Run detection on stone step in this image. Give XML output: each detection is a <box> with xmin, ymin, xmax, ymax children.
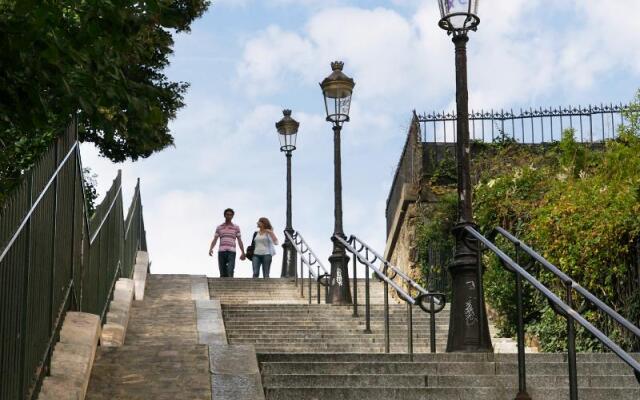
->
<box><xmin>260</xmin><ymin>361</ymin><xmax>636</xmax><ymax>375</ymax></box>
<box><xmin>263</xmin><ymin>373</ymin><xmax>639</xmax><ymax>388</ymax></box>
<box><xmin>264</xmin><ymin>387</ymin><xmax>640</xmax><ymax>400</ymax></box>
<box><xmin>86</xmin><ymin>344</ymin><xmax>210</xmax><ymax>400</ymax></box>
<box><xmin>257</xmin><ymin>352</ymin><xmax>640</xmax><ymax>363</ymax></box>
<box><xmin>230</xmin><ymin>339</ymin><xmax>447</xmax><ymax>346</ymax></box>
<box><xmin>252</xmin><ymin>347</ymin><xmax>446</xmax><ymax>353</ymax></box>
<box><xmin>228</xmin><ymin>331</ymin><xmax>446</xmax><ymax>338</ymax></box>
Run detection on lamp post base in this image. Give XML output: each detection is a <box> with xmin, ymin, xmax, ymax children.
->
<box><xmin>446</xmin><ymin>222</ymin><xmax>493</xmax><ymax>352</ymax></box>
<box><xmin>281</xmin><ymin>230</ymin><xmax>297</xmax><ymax>278</ymax></box>
<box><xmin>328</xmin><ymin>239</ymin><xmax>352</xmax><ymax>305</ymax></box>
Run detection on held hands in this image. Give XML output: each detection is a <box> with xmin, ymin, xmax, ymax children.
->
<box><xmin>240</xmin><ymin>253</ymin><xmax>246</xmax><ymax>261</ymax></box>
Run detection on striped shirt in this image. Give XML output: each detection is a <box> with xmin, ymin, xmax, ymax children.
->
<box><xmin>215</xmin><ymin>223</ymin><xmax>241</xmax><ymax>252</ymax></box>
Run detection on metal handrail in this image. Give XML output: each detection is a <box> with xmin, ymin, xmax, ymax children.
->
<box><xmin>468</xmin><ymin>225</ymin><xmax>640</xmax><ymax>400</ymax></box>
<box><xmin>0</xmin><ymin>142</ymin><xmax>78</xmax><ymax>263</ymax></box>
<box><xmin>335</xmin><ymin>234</ymin><xmax>446</xmax><ymax>355</ymax></box>
<box><xmin>337</xmin><ymin>235</ymin><xmax>415</xmax><ymax>303</ymax></box>
<box><xmin>0</xmin><ymin>121</ymin><xmax>147</xmax><ymax>400</ymax></box>
<box><xmin>349</xmin><ymin>235</ymin><xmax>443</xmax><ymax>305</ymax></box>
<box><xmin>493</xmin><ymin>227</ymin><xmax>640</xmax><ymax>339</ymax></box>
<box><xmin>285</xmin><ymin>230</ymin><xmax>330</xmax><ymax>304</ymax></box>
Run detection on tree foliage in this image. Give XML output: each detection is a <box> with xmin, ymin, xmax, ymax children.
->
<box><xmin>0</xmin><ymin>0</ymin><xmax>210</xmax><ymax>197</ymax></box>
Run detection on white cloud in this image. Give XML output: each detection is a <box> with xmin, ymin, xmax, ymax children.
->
<box><xmin>80</xmin><ymin>0</ymin><xmax>640</xmax><ymax>281</ymax></box>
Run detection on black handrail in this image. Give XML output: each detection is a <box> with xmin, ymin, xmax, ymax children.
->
<box><xmin>0</xmin><ymin>120</ymin><xmax>147</xmax><ymax>400</ymax></box>
<box><xmin>285</xmin><ymin>231</ymin><xmax>330</xmax><ymax>304</ymax></box>
<box><xmin>335</xmin><ymin>234</ymin><xmax>446</xmax><ymax>355</ymax></box>
<box><xmin>468</xmin><ymin>226</ymin><xmax>640</xmax><ymax>400</ymax></box>
<box><xmin>493</xmin><ymin>227</ymin><xmax>640</xmax><ymax>339</ymax></box>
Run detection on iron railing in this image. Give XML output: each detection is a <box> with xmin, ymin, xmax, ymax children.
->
<box><xmin>417</xmin><ymin>103</ymin><xmax>634</xmax><ymax>144</ymax></box>
<box><xmin>386</xmin><ymin>104</ymin><xmax>635</xmax><ymax>235</ymax></box>
<box><xmin>335</xmin><ymin>234</ymin><xmax>446</xmax><ymax>356</ymax></box>
<box><xmin>0</xmin><ymin>120</ymin><xmax>147</xmax><ymax>400</ymax></box>
<box><xmin>472</xmin><ymin>226</ymin><xmax>640</xmax><ymax>400</ymax></box>
<box><xmin>285</xmin><ymin>231</ymin><xmax>330</xmax><ymax>304</ymax></box>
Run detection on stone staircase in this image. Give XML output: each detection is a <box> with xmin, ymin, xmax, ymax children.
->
<box><xmin>209</xmin><ymin>277</ymin><xmax>640</xmax><ymax>400</ymax></box>
<box><xmin>208</xmin><ymin>277</ymin><xmax>386</xmax><ymax>304</ymax></box>
<box><xmin>86</xmin><ymin>275</ymin><xmax>211</xmax><ymax>400</ymax></box>
<box><xmin>258</xmin><ymin>353</ymin><xmax>640</xmax><ymax>399</ymax></box>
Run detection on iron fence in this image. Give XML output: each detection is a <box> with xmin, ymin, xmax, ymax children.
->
<box><xmin>0</xmin><ymin>120</ymin><xmax>146</xmax><ymax>400</ymax></box>
<box><xmin>417</xmin><ymin>103</ymin><xmax>633</xmax><ymax>144</ymax></box>
<box><xmin>387</xmin><ymin>103</ymin><xmax>636</xmax><ymax>236</ymax></box>
<box><xmin>385</xmin><ymin>114</ymin><xmax>421</xmax><ymax>235</ymax></box>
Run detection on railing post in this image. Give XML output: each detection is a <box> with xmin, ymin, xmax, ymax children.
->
<box><xmin>384</xmin><ymin>277</ymin><xmax>390</xmax><ymax>353</ymax></box>
<box><xmin>514</xmin><ymin>244</ymin><xmax>531</xmax><ymax>400</ymax></box>
<box><xmin>352</xmin><ymin>250</ymin><xmax>358</xmax><ymax>317</ymax></box>
<box><xmin>70</xmin><ymin>146</ymin><xmax>78</xmax><ymax>310</ymax></box>
<box><xmin>565</xmin><ymin>279</ymin><xmax>579</xmax><ymax>400</ymax></box>
<box><xmin>19</xmin><ymin>171</ymin><xmax>35</xmax><ymax>399</ymax></box>
<box><xmin>300</xmin><ymin>257</ymin><xmax>304</xmax><ymax>299</ymax></box>
<box><xmin>430</xmin><ymin>296</ymin><xmax>436</xmax><ymax>353</ymax></box>
<box><xmin>407</xmin><ymin>301</ymin><xmax>413</xmax><ymax>360</ymax></box>
<box><xmin>364</xmin><ymin>263</ymin><xmax>371</xmax><ymax>334</ymax></box>
<box><xmin>317</xmin><ymin>265</ymin><xmax>321</xmax><ymax>304</ymax></box>
<box><xmin>308</xmin><ymin>268</ymin><xmax>312</xmax><ymax>305</ymax></box>
<box><xmin>48</xmin><ymin>136</ymin><xmax>60</xmax><ymax>374</ymax></box>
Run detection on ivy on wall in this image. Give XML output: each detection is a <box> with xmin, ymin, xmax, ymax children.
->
<box><xmin>417</xmin><ymin>92</ymin><xmax>640</xmax><ymax>351</ymax></box>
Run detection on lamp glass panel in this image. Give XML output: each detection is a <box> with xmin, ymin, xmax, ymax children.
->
<box><xmin>439</xmin><ymin>0</ymin><xmax>478</xmax><ymax>29</ymax></box>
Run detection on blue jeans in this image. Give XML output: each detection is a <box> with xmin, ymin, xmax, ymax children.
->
<box><xmin>252</xmin><ymin>254</ymin><xmax>272</xmax><ymax>278</ymax></box>
<box><xmin>218</xmin><ymin>251</ymin><xmax>236</xmax><ymax>277</ymax></box>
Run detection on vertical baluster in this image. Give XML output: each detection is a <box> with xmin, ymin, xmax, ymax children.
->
<box><xmin>565</xmin><ymin>279</ymin><xmax>578</xmax><ymax>400</ymax></box>
<box><xmin>308</xmin><ymin>268</ymin><xmax>312</xmax><ymax>305</ymax></box>
<box><xmin>317</xmin><ymin>265</ymin><xmax>320</xmax><ymax>305</ymax></box>
<box><xmin>364</xmin><ymin>250</ymin><xmax>371</xmax><ymax>334</ymax></box>
<box><xmin>520</xmin><ymin>108</ymin><xmax>525</xmax><ymax>143</ymax></box>
<box><xmin>384</xmin><ymin>274</ymin><xmax>390</xmax><ymax>353</ymax></box>
<box><xmin>352</xmin><ymin>249</ymin><xmax>358</xmax><ymax>317</ymax></box>
<box><xmin>19</xmin><ymin>171</ymin><xmax>34</xmax><ymax>399</ymax></box>
<box><xmin>429</xmin><ymin>295</ymin><xmax>436</xmax><ymax>353</ymax></box>
<box><xmin>589</xmin><ymin>105</ymin><xmax>593</xmax><ymax>143</ymax></box>
<box><xmin>46</xmin><ymin>136</ymin><xmax>61</xmax><ymax>379</ymax></box>
<box><xmin>407</xmin><ymin>287</ymin><xmax>413</xmax><ymax>360</ymax></box>
<box><xmin>514</xmin><ymin>244</ymin><xmax>530</xmax><ymax>400</ymax></box>
<box><xmin>300</xmin><ymin>256</ymin><xmax>304</xmax><ymax>299</ymax></box>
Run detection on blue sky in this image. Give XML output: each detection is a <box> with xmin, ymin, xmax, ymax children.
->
<box><xmin>81</xmin><ymin>0</ymin><xmax>640</xmax><ymax>277</ymax></box>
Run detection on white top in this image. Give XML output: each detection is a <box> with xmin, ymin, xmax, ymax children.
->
<box><xmin>254</xmin><ymin>232</ymin><xmax>277</xmax><ymax>256</ymax></box>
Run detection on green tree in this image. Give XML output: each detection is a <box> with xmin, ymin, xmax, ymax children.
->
<box><xmin>0</xmin><ymin>0</ymin><xmax>210</xmax><ymax>198</ymax></box>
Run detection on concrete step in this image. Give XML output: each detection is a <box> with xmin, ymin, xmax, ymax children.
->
<box><xmin>263</xmin><ymin>373</ymin><xmax>639</xmax><ymax>388</ymax></box>
<box><xmin>264</xmin><ymin>387</ymin><xmax>640</xmax><ymax>400</ymax></box>
<box><xmin>257</xmin><ymin>352</ymin><xmax>640</xmax><ymax>363</ymax></box>
<box><xmin>260</xmin><ymin>361</ymin><xmax>637</xmax><ymax>375</ymax></box>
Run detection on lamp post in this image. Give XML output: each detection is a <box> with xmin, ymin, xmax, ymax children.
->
<box><xmin>320</xmin><ymin>61</ymin><xmax>355</xmax><ymax>305</ymax></box>
<box><xmin>276</xmin><ymin>109</ymin><xmax>299</xmax><ymax>278</ymax></box>
<box><xmin>436</xmin><ymin>0</ymin><xmax>493</xmax><ymax>353</ymax></box>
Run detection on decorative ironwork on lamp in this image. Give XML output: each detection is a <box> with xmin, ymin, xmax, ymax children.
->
<box><xmin>320</xmin><ymin>61</ymin><xmax>355</xmax><ymax>126</ymax></box>
<box><xmin>276</xmin><ymin>109</ymin><xmax>299</xmax><ymax>154</ymax></box>
<box><xmin>437</xmin><ymin>0</ymin><xmax>480</xmax><ymax>36</ymax></box>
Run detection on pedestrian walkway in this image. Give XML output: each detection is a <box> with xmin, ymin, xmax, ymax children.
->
<box><xmin>85</xmin><ymin>275</ymin><xmax>211</xmax><ymax>400</ymax></box>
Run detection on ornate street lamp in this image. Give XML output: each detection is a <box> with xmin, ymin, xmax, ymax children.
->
<box><xmin>436</xmin><ymin>0</ymin><xmax>493</xmax><ymax>354</ymax></box>
<box><xmin>276</xmin><ymin>109</ymin><xmax>299</xmax><ymax>278</ymax></box>
<box><xmin>320</xmin><ymin>61</ymin><xmax>354</xmax><ymax>305</ymax></box>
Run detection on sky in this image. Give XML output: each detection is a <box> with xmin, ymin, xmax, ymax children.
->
<box><xmin>80</xmin><ymin>0</ymin><xmax>640</xmax><ymax>278</ymax></box>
